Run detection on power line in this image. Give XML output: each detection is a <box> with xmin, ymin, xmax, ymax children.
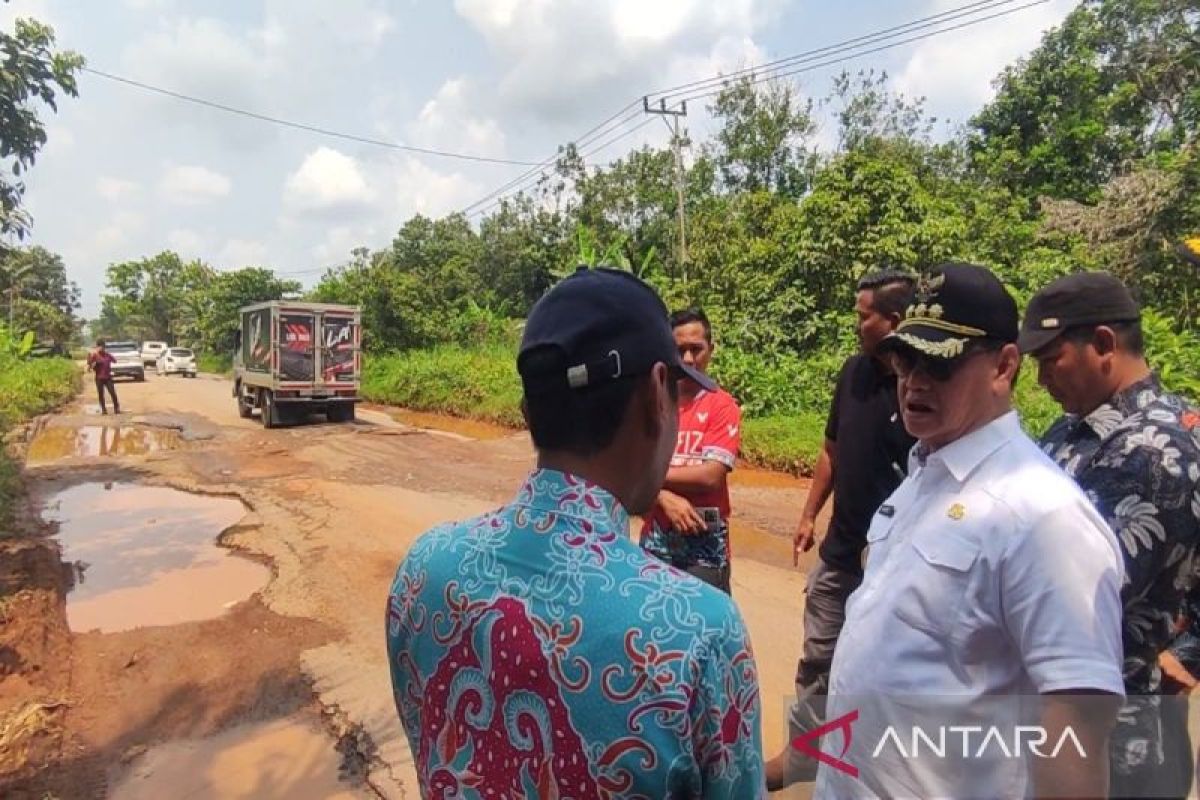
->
<box><xmin>669</xmin><ymin>0</ymin><xmax>1050</xmax><ymax>108</ymax></box>
<box><xmin>457</xmin><ymin>0</ymin><xmax>1043</xmax><ymax>218</ymax></box>
<box><xmin>459</xmin><ymin>105</ymin><xmax>646</xmax><ymax>215</ymax></box>
<box><xmin>466</xmin><ymin>115</ymin><xmax>659</xmax><ymax>220</ymax></box>
<box><xmin>643</xmin><ymin>0</ymin><xmax>1019</xmax><ymax>103</ymax></box>
<box><xmin>81</xmin><ymin>66</ymin><xmax>544</xmax><ymax>167</ymax></box>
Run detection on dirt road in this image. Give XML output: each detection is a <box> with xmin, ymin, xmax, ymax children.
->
<box><xmin>1</xmin><ymin>372</ymin><xmax>821</xmax><ymax>798</ymax></box>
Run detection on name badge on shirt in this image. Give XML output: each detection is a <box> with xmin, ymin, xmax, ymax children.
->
<box><xmin>878</xmin><ymin>504</ymin><xmax>895</xmax><ymax>518</ymax></box>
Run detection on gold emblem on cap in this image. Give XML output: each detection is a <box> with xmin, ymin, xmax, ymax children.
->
<box><xmin>905</xmin><ymin>302</ymin><xmax>945</xmax><ymax>320</ymax></box>
<box><xmin>916</xmin><ymin>272</ymin><xmax>945</xmax><ymax>301</ymax></box>
<box><xmin>1041</xmin><ymin>317</ymin><xmax>1060</xmax><ymax>329</ymax></box>
<box><xmin>947</xmin><ymin>503</ymin><xmax>966</xmax><ymax>521</ymax></box>
<box><xmin>907</xmin><ymin>273</ymin><xmax>948</xmax><ymax>319</ymax></box>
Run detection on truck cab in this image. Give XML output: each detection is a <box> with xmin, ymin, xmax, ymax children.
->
<box><xmin>232</xmin><ymin>301</ymin><xmax>361</xmax><ymax>428</ymax></box>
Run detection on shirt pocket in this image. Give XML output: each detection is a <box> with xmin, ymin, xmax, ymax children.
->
<box><xmin>893</xmin><ymin>531</ymin><xmax>981</xmax><ymax>642</ymax></box>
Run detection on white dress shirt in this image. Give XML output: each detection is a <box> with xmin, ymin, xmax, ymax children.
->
<box><xmin>815</xmin><ymin>411</ymin><xmax>1125</xmax><ymax>799</ymax></box>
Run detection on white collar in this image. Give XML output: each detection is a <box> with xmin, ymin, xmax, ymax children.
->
<box><xmin>911</xmin><ymin>410</ymin><xmax>1023</xmax><ymax>483</ymax></box>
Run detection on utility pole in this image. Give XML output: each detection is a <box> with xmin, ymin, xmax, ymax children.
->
<box><xmin>644</xmin><ymin>97</ymin><xmax>689</xmax><ymax>282</ymax></box>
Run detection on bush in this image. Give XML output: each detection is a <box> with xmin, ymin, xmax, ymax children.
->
<box><xmin>0</xmin><ymin>356</ymin><xmax>78</xmax><ymax>431</ymax></box>
<box><xmin>742</xmin><ymin>413</ymin><xmax>827</xmax><ymax>475</ymax></box>
<box><xmin>197</xmin><ymin>352</ymin><xmax>233</xmax><ymax>376</ymax></box>
<box><xmin>0</xmin><ymin>351</ymin><xmax>79</xmax><ymax>529</ymax></box>
<box><xmin>361</xmin><ymin>345</ymin><xmax>524</xmax><ymax>428</ymax></box>
<box><xmin>1143</xmin><ymin>309</ymin><xmax>1200</xmax><ymax>403</ymax></box>
<box><xmin>360</xmin><ymin>344</ymin><xmax>836</xmax><ymax>475</ymax></box>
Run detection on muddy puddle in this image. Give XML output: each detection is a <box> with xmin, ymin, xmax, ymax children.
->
<box><xmin>42</xmin><ymin>483</ymin><xmax>269</xmax><ymax>633</ymax></box>
<box><xmin>27</xmin><ymin>425</ymin><xmax>180</xmax><ymax>463</ymax></box>
<box><xmin>109</xmin><ymin>715</ymin><xmax>365</xmax><ymax>800</ymax></box>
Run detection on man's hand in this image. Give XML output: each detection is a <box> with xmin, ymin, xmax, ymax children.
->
<box><xmin>1160</xmin><ymin>651</ymin><xmax>1197</xmax><ymax>695</ymax></box>
<box><xmin>794</xmin><ymin>516</ymin><xmax>817</xmax><ymax>566</ymax></box>
<box><xmin>658</xmin><ymin>490</ymin><xmax>706</xmax><ymax>535</ymax></box>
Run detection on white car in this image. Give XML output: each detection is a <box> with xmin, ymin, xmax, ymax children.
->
<box><xmin>157</xmin><ymin>347</ymin><xmax>197</xmax><ymax>378</ymax></box>
<box><xmin>141</xmin><ymin>340</ymin><xmax>168</xmax><ymax>366</ymax></box>
<box><xmin>106</xmin><ymin>341</ymin><xmax>145</xmax><ymax>381</ymax></box>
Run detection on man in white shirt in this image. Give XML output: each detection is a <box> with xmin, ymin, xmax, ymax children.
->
<box><xmin>813</xmin><ymin>263</ymin><xmax>1126</xmax><ymax>799</ymax></box>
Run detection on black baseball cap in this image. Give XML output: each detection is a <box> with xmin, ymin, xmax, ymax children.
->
<box><xmin>879</xmin><ymin>262</ymin><xmax>1019</xmax><ymax>360</ymax></box>
<box><xmin>518</xmin><ymin>267</ymin><xmax>717</xmax><ymax>395</ymax></box>
<box><xmin>1018</xmin><ymin>272</ymin><xmax>1140</xmax><ymax>354</ymax></box>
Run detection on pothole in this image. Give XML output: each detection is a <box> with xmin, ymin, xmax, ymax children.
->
<box><xmin>108</xmin><ymin>714</ymin><xmax>367</xmax><ymax>799</ymax></box>
<box><xmin>26</xmin><ymin>426</ymin><xmax>181</xmax><ymax>463</ymax></box>
<box><xmin>41</xmin><ymin>483</ymin><xmax>269</xmax><ymax>633</ymax></box>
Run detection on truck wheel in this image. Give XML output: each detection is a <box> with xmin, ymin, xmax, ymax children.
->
<box><xmin>237</xmin><ymin>392</ymin><xmax>253</xmax><ymax>419</ymax></box>
<box><xmin>136</xmin><ymin>371</ymin><xmax>145</xmax><ymax>382</ymax></box>
<box><xmin>261</xmin><ymin>389</ymin><xmax>280</xmax><ymax>429</ymax></box>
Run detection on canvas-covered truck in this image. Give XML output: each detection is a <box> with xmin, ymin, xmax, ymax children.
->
<box><xmin>232</xmin><ymin>301</ymin><xmax>361</xmax><ymax>428</ymax></box>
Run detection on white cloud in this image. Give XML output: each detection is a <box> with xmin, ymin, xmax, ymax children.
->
<box><xmin>0</xmin><ymin>1</ymin><xmax>55</xmax><ymax>29</ymax></box>
<box><xmin>262</xmin><ymin>0</ymin><xmax>395</xmax><ymax>53</ymax></box>
<box><xmin>392</xmin><ymin>156</ymin><xmax>483</xmax><ymax>220</ymax></box>
<box><xmin>166</xmin><ymin>228</ymin><xmax>204</xmax><ymax>254</ymax></box>
<box><xmin>96</xmin><ymin>177</ymin><xmax>140</xmax><ymax>202</ymax></box>
<box><xmin>122</xmin><ymin>17</ymin><xmax>269</xmax><ymax>110</ymax></box>
<box><xmin>91</xmin><ymin>211</ymin><xmax>145</xmax><ymax>252</ymax></box>
<box><xmin>312</xmin><ymin>225</ymin><xmax>373</xmax><ymax>264</ymax></box>
<box><xmin>284</xmin><ymin>147</ymin><xmax>374</xmax><ymax>214</ymax></box>
<box><xmin>454</xmin><ymin>0</ymin><xmax>781</xmax><ymax>124</ymax></box>
<box><xmin>408</xmin><ymin>79</ymin><xmax>508</xmax><ymax>159</ymax></box>
<box><xmin>160</xmin><ymin>164</ymin><xmax>232</xmax><ymax>204</ymax></box>
<box><xmin>219</xmin><ymin>238</ymin><xmax>270</xmax><ymax>267</ymax></box>
<box><xmin>895</xmin><ymin>0</ymin><xmax>1076</xmax><ymax>114</ymax></box>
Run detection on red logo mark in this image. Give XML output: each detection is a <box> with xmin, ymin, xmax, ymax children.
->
<box><xmin>791</xmin><ymin>709</ymin><xmax>860</xmax><ymax>778</ymax></box>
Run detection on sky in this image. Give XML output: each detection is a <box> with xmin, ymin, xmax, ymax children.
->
<box><xmin>4</xmin><ymin>0</ymin><xmax>1077</xmax><ymax>319</ymax></box>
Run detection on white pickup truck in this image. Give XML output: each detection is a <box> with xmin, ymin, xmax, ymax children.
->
<box><xmin>141</xmin><ymin>340</ymin><xmax>168</xmax><ymax>366</ymax></box>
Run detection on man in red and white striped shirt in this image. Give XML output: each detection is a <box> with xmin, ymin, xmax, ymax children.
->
<box><xmin>640</xmin><ymin>308</ymin><xmax>742</xmax><ymax>593</ymax></box>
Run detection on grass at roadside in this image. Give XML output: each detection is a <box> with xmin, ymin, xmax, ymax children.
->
<box><xmin>363</xmin><ymin>345</ymin><xmax>525</xmax><ymax>428</ymax></box>
<box><xmin>362</xmin><ymin>346</ymin><xmax>828</xmax><ymax>475</ymax></box>
<box><xmin>742</xmin><ymin>414</ymin><xmax>827</xmax><ymax>475</ymax></box>
<box><xmin>0</xmin><ymin>357</ymin><xmax>80</xmax><ymax>530</ymax></box>
<box><xmin>197</xmin><ymin>352</ymin><xmax>233</xmax><ymax>376</ymax></box>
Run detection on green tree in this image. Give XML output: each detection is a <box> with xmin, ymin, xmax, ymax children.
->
<box><xmin>573</xmin><ymin>145</ymin><xmax>677</xmax><ymax>275</ymax></box>
<box><xmin>707</xmin><ymin>75</ymin><xmax>817</xmax><ymax>197</ymax></box>
<box><xmin>192</xmin><ymin>267</ymin><xmax>299</xmax><ymax>353</ymax></box>
<box><xmin>0</xmin><ymin>15</ymin><xmax>84</xmax><ymax>242</ymax></box>
<box><xmin>101</xmin><ymin>251</ymin><xmax>213</xmax><ymax>342</ymax></box>
<box><xmin>475</xmin><ymin>196</ymin><xmax>569</xmax><ymax>315</ymax></box>
<box><xmin>970</xmin><ymin>0</ymin><xmax>1199</xmax><ymax>202</ymax></box>
<box><xmin>828</xmin><ymin>70</ymin><xmax>934</xmax><ymax>152</ymax></box>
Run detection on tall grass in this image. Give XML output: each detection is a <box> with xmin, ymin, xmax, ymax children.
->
<box><xmin>362</xmin><ymin>345</ymin><xmax>525</xmax><ymax>428</ymax></box>
<box><xmin>0</xmin><ymin>356</ymin><xmax>79</xmax><ymax>529</ymax></box>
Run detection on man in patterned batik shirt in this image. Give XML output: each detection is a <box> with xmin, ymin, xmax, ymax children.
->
<box><xmin>386</xmin><ymin>267</ymin><xmax>764</xmax><ymax>798</ymax></box>
<box><xmin>1022</xmin><ymin>271</ymin><xmax>1200</xmax><ymax>799</ymax></box>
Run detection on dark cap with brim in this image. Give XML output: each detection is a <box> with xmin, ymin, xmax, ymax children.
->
<box><xmin>878</xmin><ymin>262</ymin><xmax>1019</xmax><ymax>360</ymax></box>
<box><xmin>1018</xmin><ymin>271</ymin><xmax>1140</xmax><ymax>354</ymax></box>
<box><xmin>518</xmin><ymin>267</ymin><xmax>717</xmax><ymax>395</ymax></box>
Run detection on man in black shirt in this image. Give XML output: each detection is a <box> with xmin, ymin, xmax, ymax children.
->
<box><xmin>766</xmin><ymin>269</ymin><xmax>916</xmax><ymax>790</ymax></box>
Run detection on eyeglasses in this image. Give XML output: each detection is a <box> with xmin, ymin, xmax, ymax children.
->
<box><xmin>889</xmin><ymin>343</ymin><xmax>997</xmax><ymax>382</ymax></box>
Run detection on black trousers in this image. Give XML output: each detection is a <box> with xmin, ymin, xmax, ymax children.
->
<box><xmin>95</xmin><ymin>377</ymin><xmax>120</xmax><ymax>413</ymax></box>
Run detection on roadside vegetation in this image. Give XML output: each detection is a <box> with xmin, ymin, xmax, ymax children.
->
<box><xmin>17</xmin><ymin>1</ymin><xmax>1197</xmax><ymax>475</ymax></box>
<box><xmin>0</xmin><ymin>326</ymin><xmax>79</xmax><ymax>529</ymax></box>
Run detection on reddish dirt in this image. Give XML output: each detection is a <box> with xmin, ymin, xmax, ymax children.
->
<box><xmin>1</xmin><ymin>373</ymin><xmax>822</xmax><ymax>799</ymax></box>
